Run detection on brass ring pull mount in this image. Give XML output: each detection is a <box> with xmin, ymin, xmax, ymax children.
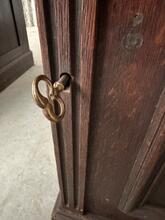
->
<box><xmin>32</xmin><ymin>73</ymin><xmax>71</xmax><ymax>123</ymax></box>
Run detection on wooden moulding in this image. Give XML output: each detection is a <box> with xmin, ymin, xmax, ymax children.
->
<box><xmin>36</xmin><ymin>0</ymin><xmax>97</xmax><ymax>213</ymax></box>
<box><xmin>0</xmin><ymin>51</ymin><xmax>33</xmax><ymax>91</ymax></box>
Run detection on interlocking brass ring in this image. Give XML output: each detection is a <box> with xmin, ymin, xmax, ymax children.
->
<box><xmin>32</xmin><ymin>75</ymin><xmax>65</xmax><ymax>123</ymax></box>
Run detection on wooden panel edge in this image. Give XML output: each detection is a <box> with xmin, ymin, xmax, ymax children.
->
<box><xmin>119</xmin><ymin>88</ymin><xmax>165</xmax><ymax>211</ymax></box>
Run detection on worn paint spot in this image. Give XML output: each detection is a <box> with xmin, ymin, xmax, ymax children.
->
<box><xmin>127</xmin><ymin>107</ymin><xmax>137</xmax><ymax>119</ymax></box>
<box><xmin>119</xmin><ymin>63</ymin><xmax>144</xmax><ymax>119</ymax></box>
<box><xmin>122</xmin><ymin>13</ymin><xmax>144</xmax><ymax>50</ymax></box>
<box><xmin>155</xmin><ymin>24</ymin><xmax>165</xmax><ymax>45</ymax></box>
<box><xmin>105</xmin><ymin>63</ymin><xmax>144</xmax><ymax>121</ymax></box>
<box><xmin>133</xmin><ymin>13</ymin><xmax>144</xmax><ymax>27</ymax></box>
<box><xmin>123</xmin><ymin>33</ymin><xmax>143</xmax><ymax>49</ymax></box>
<box><xmin>108</xmin><ymin>88</ymin><xmax>115</xmax><ymax>96</ymax></box>
<box><xmin>105</xmin><ymin>198</ymin><xmax>110</xmax><ymax>202</ymax></box>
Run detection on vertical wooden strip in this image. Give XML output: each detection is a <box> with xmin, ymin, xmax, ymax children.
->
<box><xmin>53</xmin><ymin>0</ymin><xmax>71</xmax><ymax>74</ymax></box>
<box><xmin>53</xmin><ymin>0</ymin><xmax>74</xmax><ymax>208</ymax></box>
<box><xmin>62</xmin><ymin>91</ymin><xmax>74</xmax><ymax>208</ymax></box>
<box><xmin>78</xmin><ymin>0</ymin><xmax>97</xmax><ymax>212</ymax></box>
<box><xmin>35</xmin><ymin>0</ymin><xmax>65</xmax><ymax>205</ymax></box>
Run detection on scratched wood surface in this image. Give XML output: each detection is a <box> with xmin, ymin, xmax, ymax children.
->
<box><xmin>119</xmin><ymin>89</ymin><xmax>165</xmax><ymax>211</ymax></box>
<box><xmin>85</xmin><ymin>0</ymin><xmax>165</xmax><ymax>216</ymax></box>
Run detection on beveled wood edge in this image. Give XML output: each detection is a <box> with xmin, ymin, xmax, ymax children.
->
<box><xmin>0</xmin><ymin>51</ymin><xmax>33</xmax><ymax>92</ymax></box>
<box><xmin>119</xmin><ymin>88</ymin><xmax>165</xmax><ymax>211</ymax></box>
<box><xmin>52</xmin><ymin>194</ymin><xmax>165</xmax><ymax>220</ymax></box>
<box><xmin>52</xmin><ymin>194</ymin><xmax>141</xmax><ymax>220</ymax></box>
<box><xmin>141</xmin><ymin>160</ymin><xmax>165</xmax><ymax>206</ymax></box>
<box><xmin>0</xmin><ymin>44</ymin><xmax>29</xmax><ymax>69</ymax></box>
<box><xmin>131</xmin><ymin>205</ymin><xmax>165</xmax><ymax>220</ymax></box>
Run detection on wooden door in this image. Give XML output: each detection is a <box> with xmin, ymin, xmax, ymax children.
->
<box><xmin>0</xmin><ymin>0</ymin><xmax>33</xmax><ymax>91</ymax></box>
<box><xmin>35</xmin><ymin>1</ymin><xmax>165</xmax><ymax>219</ymax></box>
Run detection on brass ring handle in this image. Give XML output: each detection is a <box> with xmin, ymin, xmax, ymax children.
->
<box><xmin>43</xmin><ymin>96</ymin><xmax>65</xmax><ymax>123</ymax></box>
<box><xmin>32</xmin><ymin>74</ymin><xmax>70</xmax><ymax>123</ymax></box>
<box><xmin>32</xmin><ymin>75</ymin><xmax>52</xmax><ymax>108</ymax></box>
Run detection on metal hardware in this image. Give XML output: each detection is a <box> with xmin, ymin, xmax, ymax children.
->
<box><xmin>32</xmin><ymin>73</ymin><xmax>71</xmax><ymax>123</ymax></box>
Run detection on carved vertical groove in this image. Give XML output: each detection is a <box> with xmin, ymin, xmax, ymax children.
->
<box><xmin>36</xmin><ymin>0</ymin><xmax>97</xmax><ymax>213</ymax></box>
<box><xmin>77</xmin><ymin>0</ymin><xmax>97</xmax><ymax>212</ymax></box>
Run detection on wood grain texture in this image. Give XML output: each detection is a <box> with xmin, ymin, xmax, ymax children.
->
<box><xmin>143</xmin><ymin>162</ymin><xmax>165</xmax><ymax>207</ymax></box>
<box><xmin>36</xmin><ymin>0</ymin><xmax>97</xmax><ymax>212</ymax></box>
<box><xmin>36</xmin><ymin>0</ymin><xmax>165</xmax><ymax>219</ymax></box>
<box><xmin>52</xmin><ymin>196</ymin><xmax>165</xmax><ymax>220</ymax></box>
<box><xmin>52</xmin><ymin>0</ymin><xmax>74</xmax><ymax>208</ymax></box>
<box><xmin>119</xmin><ymin>89</ymin><xmax>165</xmax><ymax>211</ymax></box>
<box><xmin>131</xmin><ymin>206</ymin><xmax>165</xmax><ymax>220</ymax></box>
<box><xmin>52</xmin><ymin>195</ymin><xmax>141</xmax><ymax>220</ymax></box>
<box><xmin>36</xmin><ymin>0</ymin><xmax>71</xmax><ymax>206</ymax></box>
<box><xmin>77</xmin><ymin>0</ymin><xmax>97</xmax><ymax>212</ymax></box>
<box><xmin>36</xmin><ymin>0</ymin><xmax>75</xmax><ymax>208</ymax></box>
<box><xmin>85</xmin><ymin>0</ymin><xmax>165</xmax><ymax>216</ymax></box>
<box><xmin>62</xmin><ymin>91</ymin><xmax>74</xmax><ymax>208</ymax></box>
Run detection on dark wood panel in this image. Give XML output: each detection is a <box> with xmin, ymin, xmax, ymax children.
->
<box><xmin>131</xmin><ymin>206</ymin><xmax>165</xmax><ymax>220</ymax></box>
<box><xmin>0</xmin><ymin>51</ymin><xmax>33</xmax><ymax>91</ymax></box>
<box><xmin>119</xmin><ymin>89</ymin><xmax>165</xmax><ymax>211</ymax></box>
<box><xmin>0</xmin><ymin>0</ymin><xmax>33</xmax><ymax>91</ymax></box>
<box><xmin>0</xmin><ymin>0</ymin><xmax>19</xmax><ymax>56</ymax></box>
<box><xmin>144</xmin><ymin>162</ymin><xmax>165</xmax><ymax>208</ymax></box>
<box><xmin>52</xmin><ymin>195</ymin><xmax>141</xmax><ymax>220</ymax></box>
<box><xmin>35</xmin><ymin>0</ymin><xmax>51</xmax><ymax>77</ymax></box>
<box><xmin>85</xmin><ymin>0</ymin><xmax>165</xmax><ymax>216</ymax></box>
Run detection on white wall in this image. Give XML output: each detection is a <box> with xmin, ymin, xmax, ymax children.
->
<box><xmin>22</xmin><ymin>0</ymin><xmax>37</xmax><ymax>27</ymax></box>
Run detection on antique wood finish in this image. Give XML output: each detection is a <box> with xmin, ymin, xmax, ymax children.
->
<box><xmin>35</xmin><ymin>0</ymin><xmax>165</xmax><ymax>220</ymax></box>
<box><xmin>85</xmin><ymin>1</ymin><xmax>165</xmax><ymax>216</ymax></box>
<box><xmin>119</xmin><ymin>88</ymin><xmax>165</xmax><ymax>211</ymax></box>
<box><xmin>0</xmin><ymin>0</ymin><xmax>33</xmax><ymax>91</ymax></box>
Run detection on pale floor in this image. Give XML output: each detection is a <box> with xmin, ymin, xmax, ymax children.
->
<box><xmin>0</xmin><ymin>27</ymin><xmax>59</xmax><ymax>220</ymax></box>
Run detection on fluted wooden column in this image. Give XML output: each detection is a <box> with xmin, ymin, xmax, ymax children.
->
<box><xmin>35</xmin><ymin>1</ymin><xmax>165</xmax><ymax>220</ymax></box>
